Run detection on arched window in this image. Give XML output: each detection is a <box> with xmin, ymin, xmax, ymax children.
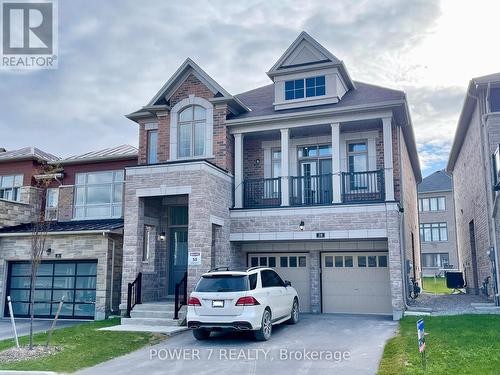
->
<box><xmin>178</xmin><ymin>105</ymin><xmax>206</xmax><ymax>158</ymax></box>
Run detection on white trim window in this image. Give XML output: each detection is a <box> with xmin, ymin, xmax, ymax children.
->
<box><xmin>74</xmin><ymin>170</ymin><xmax>124</xmax><ymax>220</ymax></box>
<box><xmin>422</xmin><ymin>253</ymin><xmax>450</xmax><ymax>268</ymax></box>
<box><xmin>0</xmin><ymin>174</ymin><xmax>23</xmax><ymax>202</ymax></box>
<box><xmin>45</xmin><ymin>188</ymin><xmax>59</xmax><ymax>221</ymax></box>
<box><xmin>178</xmin><ymin>105</ymin><xmax>206</xmax><ymax>158</ymax></box>
<box><xmin>420</xmin><ymin>222</ymin><xmax>448</xmax><ymax>242</ymax></box>
<box><xmin>419</xmin><ymin>197</ymin><xmax>446</xmax><ymax>212</ymax></box>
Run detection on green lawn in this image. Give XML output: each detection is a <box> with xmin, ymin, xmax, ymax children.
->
<box><xmin>0</xmin><ymin>318</ymin><xmax>165</xmax><ymax>373</ymax></box>
<box><xmin>422</xmin><ymin>277</ymin><xmax>452</xmax><ymax>294</ymax></box>
<box><xmin>378</xmin><ymin>315</ymin><xmax>500</xmax><ymax>375</ymax></box>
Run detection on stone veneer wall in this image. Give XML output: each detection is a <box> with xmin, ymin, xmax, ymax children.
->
<box><xmin>0</xmin><ymin>233</ymin><xmax>121</xmax><ymax>320</ymax></box>
<box><xmin>0</xmin><ymin>199</ymin><xmax>34</xmax><ymax>228</ymax></box>
<box><xmin>120</xmin><ymin>162</ymin><xmax>234</xmax><ymax>309</ymax></box>
<box><xmin>57</xmin><ymin>185</ymin><xmax>74</xmax><ymax>222</ymax></box>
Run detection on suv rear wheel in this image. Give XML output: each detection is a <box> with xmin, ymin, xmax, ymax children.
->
<box><xmin>254</xmin><ymin>308</ymin><xmax>272</xmax><ymax>341</ymax></box>
<box><xmin>287</xmin><ymin>299</ymin><xmax>299</xmax><ymax>324</ymax></box>
<box><xmin>193</xmin><ymin>329</ymin><xmax>211</xmax><ymax>340</ymax></box>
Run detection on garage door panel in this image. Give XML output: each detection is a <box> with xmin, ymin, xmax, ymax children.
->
<box><xmin>5</xmin><ymin>260</ymin><xmax>97</xmax><ymax>319</ymax></box>
<box><xmin>322</xmin><ymin>252</ymin><xmax>392</xmax><ymax>315</ymax></box>
<box><xmin>248</xmin><ymin>253</ymin><xmax>310</xmax><ymax>313</ymax></box>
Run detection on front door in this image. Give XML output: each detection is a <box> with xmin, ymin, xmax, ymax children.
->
<box><xmin>168</xmin><ymin>228</ymin><xmax>188</xmax><ymax>295</ymax></box>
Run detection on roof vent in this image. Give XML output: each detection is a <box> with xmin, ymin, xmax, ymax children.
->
<box><xmin>0</xmin><ymin>148</ymin><xmax>6</xmax><ymax>153</ymax></box>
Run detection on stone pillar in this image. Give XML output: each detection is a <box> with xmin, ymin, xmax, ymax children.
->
<box><xmin>331</xmin><ymin>123</ymin><xmax>341</xmax><ymax>203</ymax></box>
<box><xmin>382</xmin><ymin>116</ymin><xmax>395</xmax><ymax>201</ymax></box>
<box><xmin>234</xmin><ymin>133</ymin><xmax>243</xmax><ymax>208</ymax></box>
<box><xmin>387</xmin><ymin>208</ymin><xmax>404</xmax><ymax>320</ymax></box>
<box><xmin>280</xmin><ymin>128</ymin><xmax>290</xmax><ymax>206</ymax></box>
<box><xmin>309</xmin><ymin>250</ymin><xmax>321</xmax><ymax>313</ymax></box>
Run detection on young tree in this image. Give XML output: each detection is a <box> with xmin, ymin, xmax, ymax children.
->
<box><xmin>27</xmin><ymin>165</ymin><xmax>60</xmax><ymax>349</ymax></box>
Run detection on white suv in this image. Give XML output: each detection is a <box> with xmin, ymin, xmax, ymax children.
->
<box><xmin>186</xmin><ymin>266</ymin><xmax>299</xmax><ymax>341</ymax></box>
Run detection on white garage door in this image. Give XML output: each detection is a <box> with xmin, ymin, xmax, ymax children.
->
<box><xmin>322</xmin><ymin>252</ymin><xmax>391</xmax><ymax>315</ymax></box>
<box><xmin>248</xmin><ymin>253</ymin><xmax>310</xmax><ymax>313</ymax></box>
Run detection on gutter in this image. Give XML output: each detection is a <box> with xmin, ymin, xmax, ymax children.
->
<box><xmin>0</xmin><ymin>229</ymin><xmax>122</xmax><ymax>237</ymax></box>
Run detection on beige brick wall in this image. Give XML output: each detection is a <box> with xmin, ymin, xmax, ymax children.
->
<box><xmin>0</xmin><ymin>199</ymin><xmax>34</xmax><ymax>228</ymax></box>
<box><xmin>452</xmin><ymin>104</ymin><xmax>491</xmax><ymax>293</ymax></box>
<box><xmin>419</xmin><ymin>190</ymin><xmax>459</xmax><ymax>276</ymax></box>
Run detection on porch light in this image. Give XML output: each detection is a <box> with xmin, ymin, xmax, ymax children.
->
<box><xmin>46</xmin><ymin>247</ymin><xmax>52</xmax><ymax>255</ymax></box>
<box><xmin>159</xmin><ymin>232</ymin><xmax>166</xmax><ymax>241</ymax></box>
<box><xmin>299</xmin><ymin>221</ymin><xmax>305</xmax><ymax>231</ymax></box>
<box><xmin>254</xmin><ymin>158</ymin><xmax>261</xmax><ymax>166</ymax></box>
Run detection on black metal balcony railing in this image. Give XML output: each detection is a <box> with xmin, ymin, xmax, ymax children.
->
<box><xmin>243</xmin><ymin>177</ymin><xmax>281</xmax><ymax>208</ymax></box>
<box><xmin>290</xmin><ymin>173</ymin><xmax>333</xmax><ymax>206</ymax></box>
<box><xmin>341</xmin><ymin>170</ymin><xmax>385</xmax><ymax>203</ymax></box>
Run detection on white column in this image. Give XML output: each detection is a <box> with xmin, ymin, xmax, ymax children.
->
<box><xmin>331</xmin><ymin>123</ymin><xmax>341</xmax><ymax>203</ymax></box>
<box><xmin>280</xmin><ymin>128</ymin><xmax>290</xmax><ymax>206</ymax></box>
<box><xmin>382</xmin><ymin>116</ymin><xmax>395</xmax><ymax>201</ymax></box>
<box><xmin>234</xmin><ymin>133</ymin><xmax>244</xmax><ymax>208</ymax></box>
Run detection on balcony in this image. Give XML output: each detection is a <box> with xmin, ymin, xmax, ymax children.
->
<box><xmin>241</xmin><ymin>170</ymin><xmax>385</xmax><ymax>209</ymax></box>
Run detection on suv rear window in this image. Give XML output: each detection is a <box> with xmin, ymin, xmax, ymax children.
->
<box><xmin>195</xmin><ymin>275</ymin><xmax>249</xmax><ymax>292</ymax></box>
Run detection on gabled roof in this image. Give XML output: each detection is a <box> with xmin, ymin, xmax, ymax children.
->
<box><xmin>57</xmin><ymin>145</ymin><xmax>137</xmax><ymax>165</ymax></box>
<box><xmin>0</xmin><ymin>219</ymin><xmax>124</xmax><ymax>236</ymax></box>
<box><xmin>125</xmin><ymin>58</ymin><xmax>249</xmax><ymax>121</ymax></box>
<box><xmin>266</xmin><ymin>31</ymin><xmax>355</xmax><ymax>90</ymax></box>
<box><xmin>231</xmin><ymin>81</ymin><xmax>405</xmax><ymax>120</ymax></box>
<box><xmin>447</xmin><ymin>72</ymin><xmax>500</xmax><ymax>171</ymax></box>
<box><xmin>418</xmin><ymin>170</ymin><xmax>452</xmax><ymax>193</ymax></box>
<box><xmin>0</xmin><ymin>147</ymin><xmax>59</xmax><ymax>163</ymax></box>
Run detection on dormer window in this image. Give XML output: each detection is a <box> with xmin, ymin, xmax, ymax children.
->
<box><xmin>285</xmin><ymin>76</ymin><xmax>325</xmax><ymax>100</ymax></box>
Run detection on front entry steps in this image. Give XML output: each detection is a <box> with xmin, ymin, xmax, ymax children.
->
<box><xmin>100</xmin><ymin>301</ymin><xmax>188</xmax><ymax>336</ymax></box>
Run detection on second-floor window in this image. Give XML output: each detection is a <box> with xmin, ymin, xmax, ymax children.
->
<box><xmin>422</xmin><ymin>253</ymin><xmax>450</xmax><ymax>268</ymax></box>
<box><xmin>0</xmin><ymin>174</ymin><xmax>23</xmax><ymax>202</ymax></box>
<box><xmin>420</xmin><ymin>222</ymin><xmax>448</xmax><ymax>242</ymax></box>
<box><xmin>45</xmin><ymin>188</ymin><xmax>59</xmax><ymax>221</ymax></box>
<box><xmin>285</xmin><ymin>76</ymin><xmax>325</xmax><ymax>100</ymax></box>
<box><xmin>147</xmin><ymin>129</ymin><xmax>158</xmax><ymax>164</ymax></box>
<box><xmin>74</xmin><ymin>170</ymin><xmax>124</xmax><ymax>220</ymax></box>
<box><xmin>178</xmin><ymin>105</ymin><xmax>206</xmax><ymax>158</ymax></box>
<box><xmin>419</xmin><ymin>197</ymin><xmax>446</xmax><ymax>212</ymax></box>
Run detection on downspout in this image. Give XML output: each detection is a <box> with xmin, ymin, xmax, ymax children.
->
<box><xmin>108</xmin><ymin>235</ymin><xmax>116</xmax><ymax>314</ymax></box>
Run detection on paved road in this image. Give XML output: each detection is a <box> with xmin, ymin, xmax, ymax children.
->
<box><xmin>0</xmin><ymin>319</ymin><xmax>82</xmax><ymax>341</ymax></box>
<box><xmin>77</xmin><ymin>314</ymin><xmax>397</xmax><ymax>375</ymax></box>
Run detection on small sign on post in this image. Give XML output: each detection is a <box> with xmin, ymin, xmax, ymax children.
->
<box><xmin>417</xmin><ymin>318</ymin><xmax>426</xmax><ymax>370</ymax></box>
<box><xmin>188</xmin><ymin>251</ymin><xmax>201</xmax><ymax>266</ymax></box>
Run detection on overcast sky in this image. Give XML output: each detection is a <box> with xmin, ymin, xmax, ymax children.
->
<box><xmin>1</xmin><ymin>0</ymin><xmax>499</xmax><ymax>177</ymax></box>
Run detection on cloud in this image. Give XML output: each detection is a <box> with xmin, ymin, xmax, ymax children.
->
<box><xmin>0</xmin><ymin>0</ymin><xmax>470</xmax><ymax>175</ymax></box>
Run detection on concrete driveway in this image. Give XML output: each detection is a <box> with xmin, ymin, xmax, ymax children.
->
<box><xmin>78</xmin><ymin>314</ymin><xmax>397</xmax><ymax>375</ymax></box>
<box><xmin>0</xmin><ymin>319</ymin><xmax>83</xmax><ymax>341</ymax></box>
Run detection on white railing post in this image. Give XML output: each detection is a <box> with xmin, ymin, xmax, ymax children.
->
<box><xmin>234</xmin><ymin>133</ymin><xmax>244</xmax><ymax>208</ymax></box>
<box><xmin>280</xmin><ymin>128</ymin><xmax>290</xmax><ymax>206</ymax></box>
<box><xmin>331</xmin><ymin>123</ymin><xmax>341</xmax><ymax>203</ymax></box>
<box><xmin>382</xmin><ymin>116</ymin><xmax>395</xmax><ymax>201</ymax></box>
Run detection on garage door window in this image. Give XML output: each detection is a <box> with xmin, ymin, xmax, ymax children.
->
<box><xmin>6</xmin><ymin>261</ymin><xmax>97</xmax><ymax>319</ymax></box>
<box><xmin>250</xmin><ymin>256</ymin><xmax>276</xmax><ymax>267</ymax></box>
<box><xmin>368</xmin><ymin>256</ymin><xmax>377</xmax><ymax>267</ymax></box>
<box><xmin>358</xmin><ymin>256</ymin><xmax>367</xmax><ymax>267</ymax></box>
<box><xmin>280</xmin><ymin>256</ymin><xmax>288</xmax><ymax>267</ymax></box>
<box><xmin>378</xmin><ymin>256</ymin><xmax>388</xmax><ymax>267</ymax></box>
<box><xmin>335</xmin><ymin>256</ymin><xmax>343</xmax><ymax>267</ymax></box>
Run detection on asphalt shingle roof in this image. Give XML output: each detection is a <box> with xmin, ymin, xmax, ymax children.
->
<box><xmin>0</xmin><ymin>219</ymin><xmax>124</xmax><ymax>234</ymax></box>
<box><xmin>59</xmin><ymin>145</ymin><xmax>137</xmax><ymax>164</ymax></box>
<box><xmin>418</xmin><ymin>170</ymin><xmax>452</xmax><ymax>193</ymax></box>
<box><xmin>230</xmin><ymin>81</ymin><xmax>405</xmax><ymax>120</ymax></box>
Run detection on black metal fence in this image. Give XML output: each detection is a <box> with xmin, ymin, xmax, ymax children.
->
<box><xmin>341</xmin><ymin>170</ymin><xmax>385</xmax><ymax>203</ymax></box>
<box><xmin>243</xmin><ymin>177</ymin><xmax>281</xmax><ymax>208</ymax></box>
<box><xmin>290</xmin><ymin>173</ymin><xmax>333</xmax><ymax>206</ymax></box>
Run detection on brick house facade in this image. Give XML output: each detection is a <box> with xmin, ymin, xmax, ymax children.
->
<box><xmin>448</xmin><ymin>73</ymin><xmax>500</xmax><ymax>302</ymax></box>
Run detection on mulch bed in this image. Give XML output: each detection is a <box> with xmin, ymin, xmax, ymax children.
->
<box><xmin>0</xmin><ymin>345</ymin><xmax>62</xmax><ymax>363</ymax></box>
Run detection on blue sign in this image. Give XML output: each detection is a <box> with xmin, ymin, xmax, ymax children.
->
<box><xmin>417</xmin><ymin>319</ymin><xmax>425</xmax><ymax>353</ymax></box>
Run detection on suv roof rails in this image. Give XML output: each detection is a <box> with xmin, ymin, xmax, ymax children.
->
<box><xmin>207</xmin><ymin>266</ymin><xmax>248</xmax><ymax>273</ymax></box>
<box><xmin>246</xmin><ymin>266</ymin><xmax>269</xmax><ymax>272</ymax></box>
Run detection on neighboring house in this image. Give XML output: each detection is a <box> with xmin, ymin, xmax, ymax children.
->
<box><xmin>448</xmin><ymin>73</ymin><xmax>500</xmax><ymax>303</ymax></box>
<box><xmin>0</xmin><ymin>145</ymin><xmax>138</xmax><ymax>320</ymax></box>
<box><xmin>418</xmin><ymin>170</ymin><xmax>458</xmax><ymax>276</ymax></box>
<box><xmin>123</xmin><ymin>31</ymin><xmax>422</xmax><ymax>320</ymax></box>
<box><xmin>0</xmin><ymin>147</ymin><xmax>59</xmax><ymax>228</ymax></box>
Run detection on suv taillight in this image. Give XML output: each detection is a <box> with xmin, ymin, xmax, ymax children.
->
<box><xmin>235</xmin><ymin>296</ymin><xmax>260</xmax><ymax>306</ymax></box>
<box><xmin>188</xmin><ymin>297</ymin><xmax>201</xmax><ymax>306</ymax></box>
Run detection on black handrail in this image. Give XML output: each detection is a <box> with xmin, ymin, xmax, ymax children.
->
<box><xmin>126</xmin><ymin>272</ymin><xmax>142</xmax><ymax>318</ymax></box>
<box><xmin>243</xmin><ymin>177</ymin><xmax>281</xmax><ymax>208</ymax></box>
<box><xmin>290</xmin><ymin>173</ymin><xmax>333</xmax><ymax>206</ymax></box>
<box><xmin>341</xmin><ymin>170</ymin><xmax>385</xmax><ymax>203</ymax></box>
<box><xmin>174</xmin><ymin>271</ymin><xmax>188</xmax><ymax>320</ymax></box>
